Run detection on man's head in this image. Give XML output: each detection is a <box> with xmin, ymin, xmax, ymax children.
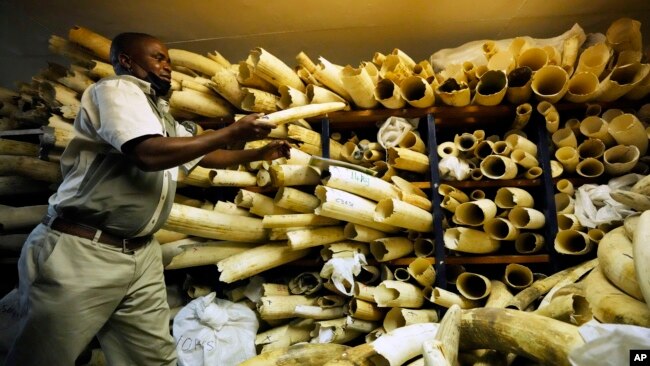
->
<box><xmin>109</xmin><ymin>32</ymin><xmax>172</xmax><ymax>96</ymax></box>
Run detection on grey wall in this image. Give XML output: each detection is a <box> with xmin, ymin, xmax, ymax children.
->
<box><xmin>0</xmin><ymin>1</ymin><xmax>68</xmax><ymax>89</ymax></box>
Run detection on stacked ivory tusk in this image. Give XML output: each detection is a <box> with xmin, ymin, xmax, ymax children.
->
<box><xmin>441</xmin><ymin>184</ymin><xmax>546</xmax><ymax>256</ymax></box>
<box><xmin>547</xmin><ymin>106</ymin><xmax>649</xmax><ymax>180</ymax></box>
<box><xmin>2</xmin><ymin>18</ymin><xmax>650</xmax><ymax>366</ymax></box>
<box><xmin>437</xmin><ymin>128</ymin><xmax>541</xmax><ymax>182</ymax></box>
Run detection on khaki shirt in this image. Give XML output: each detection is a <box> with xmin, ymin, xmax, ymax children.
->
<box><xmin>48</xmin><ymin>75</ymin><xmax>201</xmax><ymax>237</ymax></box>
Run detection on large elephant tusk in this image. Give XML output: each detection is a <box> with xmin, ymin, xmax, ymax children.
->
<box><xmin>344</xmin><ymin>223</ymin><xmax>387</xmax><ymax>243</ymax></box>
<box><xmin>260</xmin><ymin>102</ymin><xmax>347</xmax><ymax>126</ymax></box>
<box><xmin>444</xmin><ymin>227</ymin><xmax>500</xmax><ymax>254</ymax></box>
<box><xmin>249</xmin><ymin>47</ymin><xmax>304</xmax><ymax>91</ymax></box>
<box><xmin>603</xmin><ymin>145</ymin><xmax>640</xmax><ymax>175</ymax></box>
<box><xmin>374</xmin><ymin>198</ymin><xmax>433</xmax><ymax>232</ymax></box>
<box><xmin>598</xmin><ymin>227</ymin><xmax>643</xmax><ymax>300</ymax></box>
<box><xmin>236</xmin><ymin>189</ymin><xmax>295</xmax><ymax>216</ymax></box>
<box><xmin>580</xmin><ymin>116</ymin><xmax>615</xmax><ymax>146</ymax></box>
<box><xmin>287</xmin><ymin>226</ymin><xmax>346</xmax><ymax>250</ymax></box>
<box><xmin>508</xmin><ymin>206</ymin><xmax>546</xmax><ymax>229</ymax></box>
<box><xmin>242</xmin><ymin>343</ymin><xmax>349</xmax><ymax>366</ymax></box>
<box><xmin>307</xmin><ymin>84</ymin><xmax>347</xmax><ymax>105</ymax></box>
<box><xmin>423</xmin><ymin>304</ymin><xmax>461</xmax><ymax>366</ymax></box>
<box><xmin>565</xmin><ymin>71</ymin><xmax>600</xmax><ymax>103</ymax></box>
<box><xmin>455</xmin><ymin>199</ymin><xmax>497</xmax><ymax>227</ymax></box>
<box><xmin>209</xmin><ymin>67</ymin><xmax>245</xmax><ymax>106</ymax></box>
<box><xmin>169</xmin><ymin>90</ymin><xmax>232</xmax><ymax>117</ymax></box>
<box><xmin>258</xmin><ymin>295</ymin><xmax>318</xmax><ymax>320</ymax></box>
<box><xmin>0</xmin><ymin>155</ymin><xmax>62</xmax><ymax>183</ymax></box>
<box><xmin>606</xmin><ymin>18</ymin><xmax>642</xmax><ymax>52</ymax></box>
<box><xmin>596</xmin><ymin>62</ymin><xmax>650</xmax><ymax>102</ymax></box>
<box><xmin>504</xmin><ymin>134</ymin><xmax>537</xmax><ymax>156</ymax></box>
<box><xmin>314</xmin><ymin>57</ymin><xmax>351</xmax><ymax>101</ymax></box>
<box><xmin>398</xmin><ymin>131</ymin><xmax>426</xmax><ymax>154</ymax></box>
<box><xmin>0</xmin><ymin>138</ymin><xmax>39</xmax><ymax>157</ymax></box>
<box><xmin>514</xmin><ymin>232</ymin><xmax>545</xmax><ymax>254</ymax></box>
<box><xmin>68</xmin><ymin>26</ymin><xmax>111</xmax><ymax>61</ymax></box>
<box><xmin>354</xmin><ymin>283</ymin><xmax>378</xmax><ymax>303</ymax></box>
<box><xmin>473</xmin><ymin>70</ymin><xmax>508</xmax><ymax>106</ymax></box>
<box><xmin>213</xmin><ymin>201</ymin><xmax>254</xmax><ymax>217</ymax></box>
<box><xmin>633</xmin><ymin>210</ymin><xmax>650</xmax><ymax>309</ymax></box>
<box><xmin>278</xmin><ymin>85</ymin><xmax>309</xmax><ymax>109</ymax></box>
<box><xmin>387</xmin><ymin>147</ymin><xmax>430</xmax><ymax>174</ymax></box>
<box><xmin>425</xmin><ymin>287</ymin><xmax>480</xmax><ymax>309</ymax></box>
<box><xmin>324</xmin><ymin>240</ymin><xmax>369</xmax><ymax>259</ymax></box>
<box><xmin>407</xmin><ymin>258</ymin><xmax>436</xmax><ymax>287</ymax></box>
<box><xmin>162</xmin><ymin>239</ymin><xmax>256</xmax><ymax>269</ymax></box>
<box><xmin>400</xmin><ymin>76</ymin><xmax>436</xmax><ymax>108</ymax></box>
<box><xmin>348</xmin><ymin>298</ymin><xmax>384</xmax><ymax>321</ymax></box>
<box><xmin>576</xmin><ymin>157</ymin><xmax>605</xmax><ymax>178</ymax></box>
<box><xmin>263</xmin><ymin>214</ymin><xmax>339</xmax><ymax>229</ymax></box>
<box><xmin>631</xmin><ymin>175</ymin><xmax>650</xmax><ymax>196</ymax></box>
<box><xmin>383</xmin><ymin>308</ymin><xmax>438</xmax><ymax>332</ymax></box>
<box><xmin>503</xmin><ymin>263</ymin><xmax>534</xmax><ymax>290</ymax></box>
<box><xmin>241</xmin><ymin>87</ymin><xmax>279</xmax><ymax>113</ymax></box>
<box><xmin>511</xmin><ymin>102</ymin><xmax>532</xmax><ymax>129</ymax></box>
<box><xmin>315</xmin><ymin>186</ymin><xmax>400</xmax><ymax>233</ymax></box>
<box><xmin>217</xmin><ymin>243</ymin><xmax>310</xmax><ymax>283</ymax></box>
<box><xmin>610</xmin><ymin>190</ymin><xmax>650</xmax><ymax>211</ymax></box>
<box><xmin>209</xmin><ymin>169</ymin><xmax>257</xmax><ymax>187</ymax></box>
<box><xmin>511</xmin><ymin>148</ymin><xmax>539</xmax><ymax>169</ymax></box>
<box><xmin>274</xmin><ymin>187</ymin><xmax>322</xmax><ymax>213</ymax></box>
<box><xmin>531</xmin><ymin>65</ymin><xmax>569</xmax><ymax>103</ymax></box>
<box><xmin>0</xmin><ymin>204</ymin><xmax>47</xmax><ymax>231</ymax></box>
<box><xmin>374</xmin><ymin>280</ymin><xmax>424</xmax><ymax>308</ymax></box>
<box><xmin>555</xmin><ymin>146</ymin><xmax>580</xmax><ymax>173</ymax></box>
<box><xmin>341</xmin><ymin>65</ymin><xmax>379</xmax><ymax>109</ymax></box>
<box><xmin>575</xmin><ymin>43</ymin><xmax>611</xmax><ymax>77</ymax></box>
<box><xmin>312</xmin><ymin>317</ymin><xmax>363</xmax><ymax>344</ymax></box>
<box><xmin>459</xmin><ymin>307</ymin><xmax>584</xmax><ymax>366</ymax></box>
<box><xmin>552</xmin><ymin>128</ymin><xmax>578</xmax><ymax>150</ymax></box>
<box><xmin>533</xmin><ymin>293</ymin><xmax>592</xmax><ymax>325</ymax></box>
<box><xmin>164</xmin><ymin>203</ymin><xmax>267</xmax><ymax>242</ymax></box>
<box><xmin>294</xmin><ymin>305</ymin><xmax>346</xmax><ymax>320</ymax></box>
<box><xmin>370</xmin><ymin>323</ymin><xmax>440</xmax><ymax>366</ymax></box>
<box><xmin>517</xmin><ymin>47</ymin><xmax>548</xmax><ymax>72</ymax></box>
<box><xmin>370</xmin><ymin>237</ymin><xmax>414</xmax><ymax>262</ymax></box>
<box><xmin>507</xmin><ymin>259</ymin><xmax>597</xmax><ymax>310</ymax></box>
<box><xmin>584</xmin><ymin>266</ymin><xmax>650</xmax><ymax>326</ymax></box>
<box><xmin>485</xmin><ymin>280</ymin><xmax>513</xmax><ymax>308</ymax></box>
<box><xmin>168</xmin><ymin>49</ymin><xmax>223</xmax><ymax>76</ymax></box>
<box><xmin>324</xmin><ymin>166</ymin><xmax>400</xmax><ymax>202</ymax></box>
<box><xmin>322</xmin><ymin>343</ymin><xmax>376</xmax><ymax>366</ymax></box>
<box><xmin>480</xmin><ymin>155</ymin><xmax>518</xmax><ymax>180</ymax></box>
<box><xmin>238</xmin><ymin>61</ymin><xmax>277</xmax><ymax>93</ymax></box>
<box><xmin>154</xmin><ymin>229</ymin><xmax>188</xmax><ymax>244</ymax></box>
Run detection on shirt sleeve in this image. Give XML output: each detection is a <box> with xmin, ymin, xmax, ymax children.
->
<box><xmin>92</xmin><ymin>79</ymin><xmax>163</xmax><ymax>151</ymax></box>
<box><xmin>174</xmin><ymin>120</ymin><xmax>205</xmax><ymax>174</ymax></box>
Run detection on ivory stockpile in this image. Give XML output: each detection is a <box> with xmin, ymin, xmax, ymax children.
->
<box><xmin>1</xmin><ymin>17</ymin><xmax>650</xmax><ymax>366</ymax></box>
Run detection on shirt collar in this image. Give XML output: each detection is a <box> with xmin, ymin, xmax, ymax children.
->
<box><xmin>111</xmin><ymin>74</ymin><xmax>155</xmax><ymax>96</ymax></box>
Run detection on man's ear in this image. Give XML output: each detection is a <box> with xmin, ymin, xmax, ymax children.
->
<box><xmin>118</xmin><ymin>53</ymin><xmax>132</xmax><ymax>73</ymax></box>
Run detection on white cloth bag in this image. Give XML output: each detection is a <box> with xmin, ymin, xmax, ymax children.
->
<box><xmin>173</xmin><ymin>292</ymin><xmax>258</xmax><ymax>366</ymax></box>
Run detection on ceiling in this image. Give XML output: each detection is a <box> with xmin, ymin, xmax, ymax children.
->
<box><xmin>1</xmin><ymin>0</ymin><xmax>650</xmax><ymax>88</ymax></box>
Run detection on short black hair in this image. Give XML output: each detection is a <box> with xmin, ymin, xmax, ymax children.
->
<box><xmin>109</xmin><ymin>32</ymin><xmax>158</xmax><ymax>75</ymax></box>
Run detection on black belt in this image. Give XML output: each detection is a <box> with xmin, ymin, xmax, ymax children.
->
<box><xmin>43</xmin><ymin>216</ymin><xmax>152</xmax><ymax>252</ymax></box>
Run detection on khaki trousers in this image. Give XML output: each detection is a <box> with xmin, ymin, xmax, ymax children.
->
<box><xmin>5</xmin><ymin>224</ymin><xmax>177</xmax><ymax>366</ymax></box>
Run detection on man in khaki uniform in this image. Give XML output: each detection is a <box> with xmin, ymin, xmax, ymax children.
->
<box><xmin>6</xmin><ymin>32</ymin><xmax>290</xmax><ymax>366</ymax></box>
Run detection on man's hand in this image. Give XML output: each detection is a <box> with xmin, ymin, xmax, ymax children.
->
<box><xmin>228</xmin><ymin>113</ymin><xmax>276</xmax><ymax>141</ymax></box>
<box><xmin>258</xmin><ymin>140</ymin><xmax>291</xmax><ymax>161</ymax></box>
